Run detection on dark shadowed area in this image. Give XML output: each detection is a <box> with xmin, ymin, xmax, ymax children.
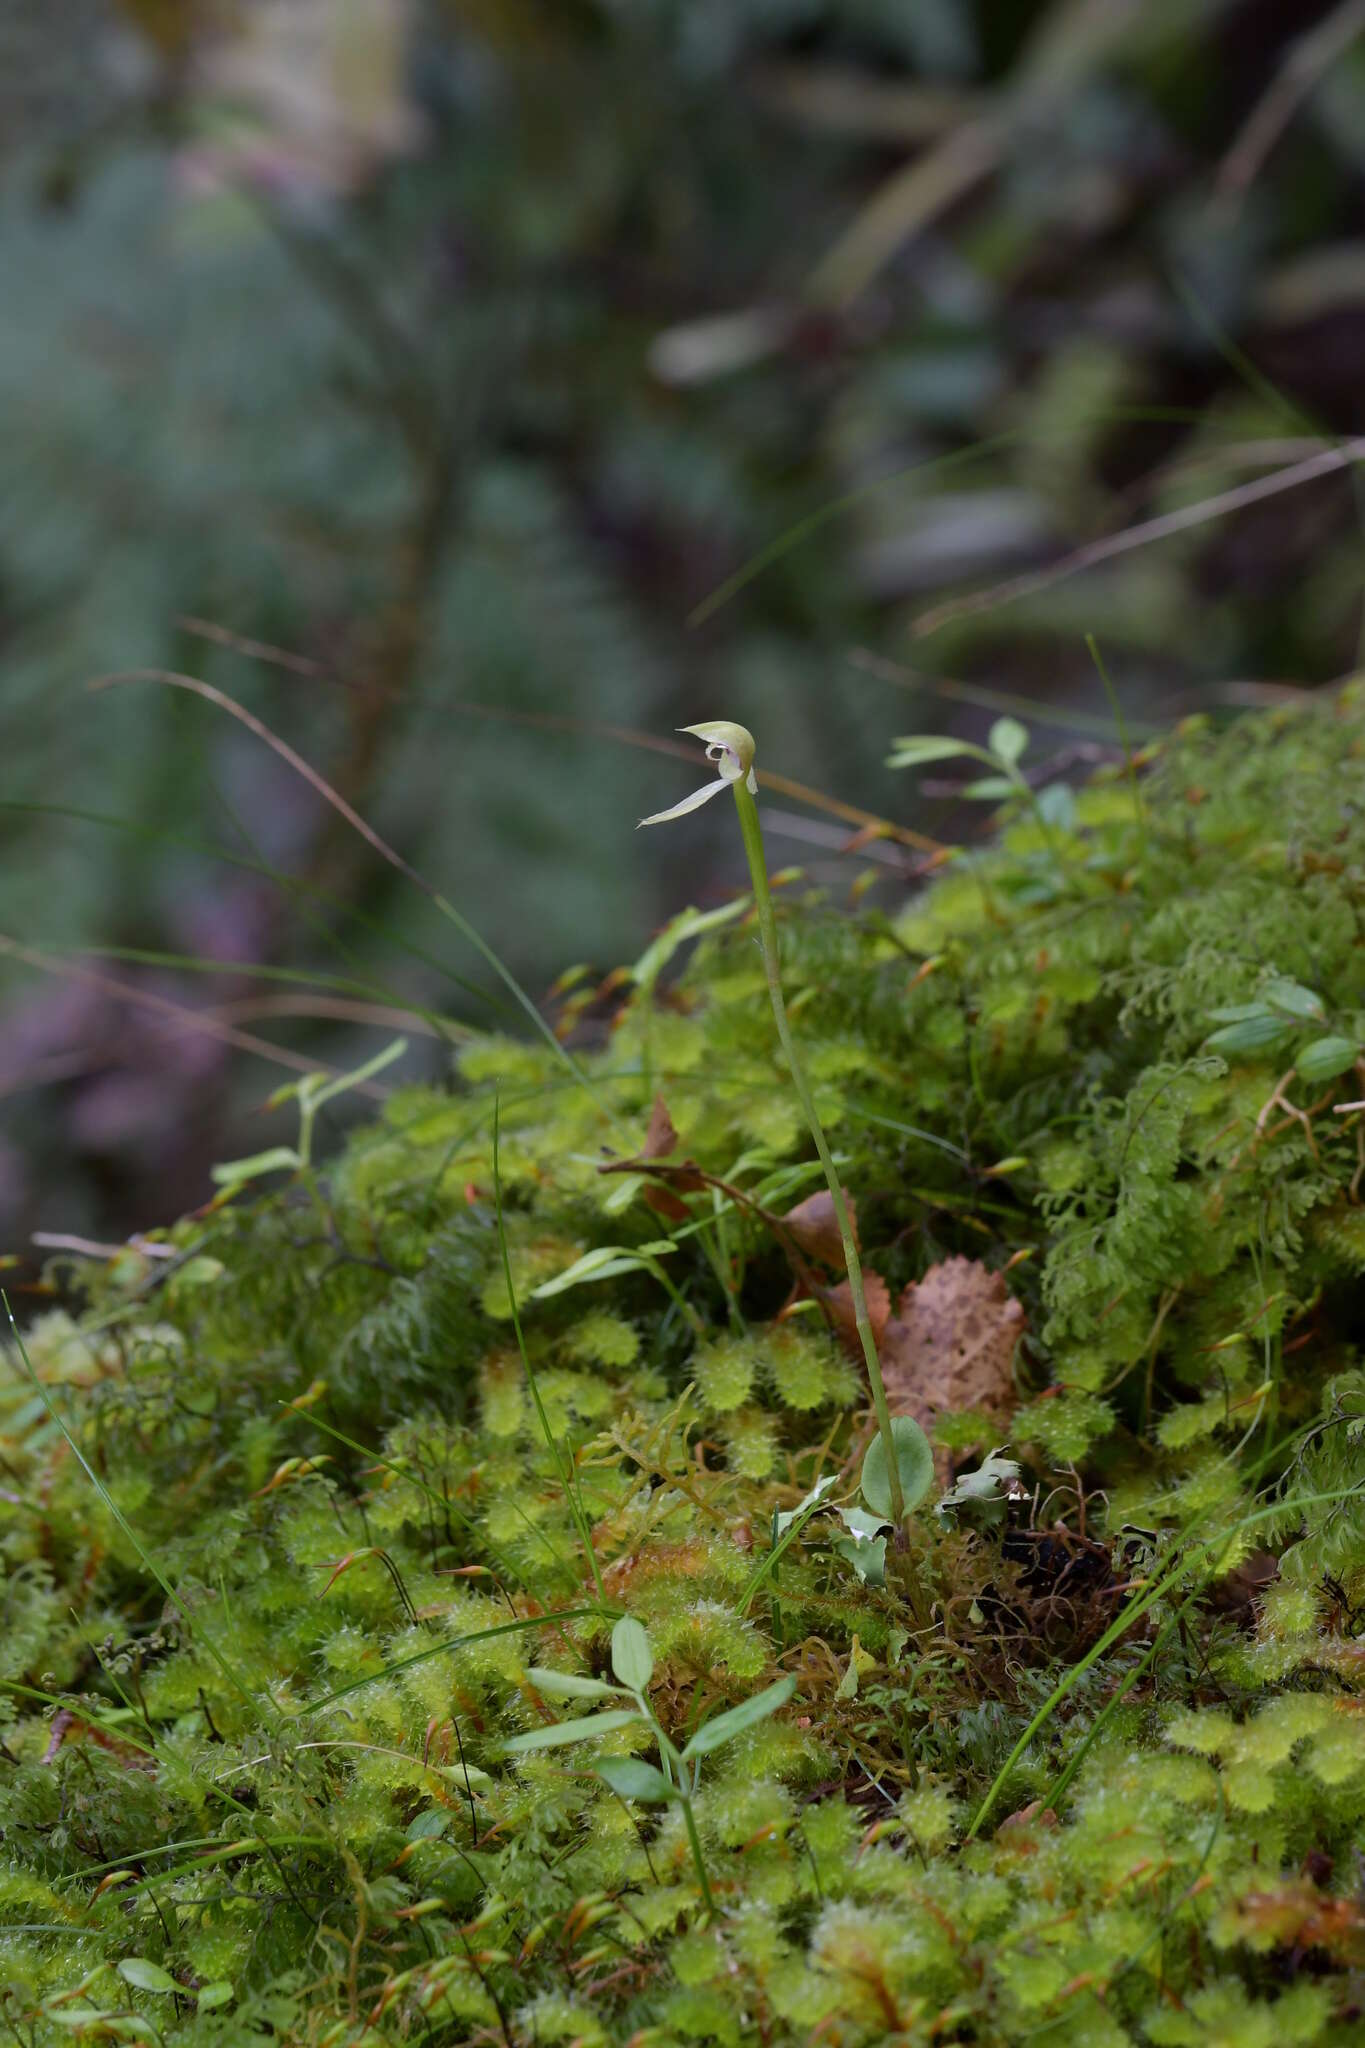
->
<box><xmin>3</xmin><ymin>0</ymin><xmax>1364</xmax><ymax>1258</ymax></box>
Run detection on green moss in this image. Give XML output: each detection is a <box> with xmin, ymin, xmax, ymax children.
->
<box><xmin>6</xmin><ymin>691</ymin><xmax>1365</xmax><ymax>2042</ymax></box>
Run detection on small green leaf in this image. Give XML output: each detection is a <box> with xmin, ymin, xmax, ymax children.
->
<box><xmin>962</xmin><ymin>775</ymin><xmax>1018</xmax><ymax>800</ymax></box>
<box><xmin>833</xmin><ymin>1533</ymin><xmax>888</xmax><ymax>1586</ymax></box>
<box><xmin>1035</xmin><ymin>781</ymin><xmax>1076</xmax><ymax>829</ymax></box>
<box><xmin>405</xmin><ymin>1810</ymin><xmax>449</xmax><ymax>1842</ymax></box>
<box><xmin>937</xmin><ymin>1452</ymin><xmax>1022</xmax><ymax>1531</ymax></box>
<box><xmin>835</xmin><ymin>1505</ymin><xmax>889</xmax><ymax>1543</ymax></box>
<box><xmin>886</xmin><ymin>735</ymin><xmax>977</xmax><ymax>767</ymax></box>
<box><xmin>1263</xmin><ymin>978</ymin><xmax>1326</xmax><ymax>1022</ymax></box>
<box><xmin>859</xmin><ymin>1416</ymin><xmax>934</xmax><ymax>1520</ymax></box>
<box><xmin>1208</xmin><ymin>1002</ymin><xmax>1272</xmax><ymax>1023</ymax></box>
<box><xmin>531</xmin><ymin>1246</ymin><xmax>661</xmax><ymax>1297</ymax></box>
<box><xmin>610</xmin><ymin>1616</ymin><xmax>654</xmax><ymax>1691</ymax></box>
<box><xmin>117</xmin><ymin>1959</ymin><xmax>179</xmax><ymax>1994</ymax></box>
<box><xmin>210</xmin><ymin>1146</ymin><xmax>302</xmax><ymax>1187</ymax></box>
<box><xmin>1205</xmin><ymin>1013</ymin><xmax>1295</xmax><ymax>1055</ymax></box>
<box><xmin>308</xmin><ymin>1036</ymin><xmax>409</xmax><ymax>1111</ymax></box>
<box><xmin>681</xmin><ymin>1676</ymin><xmax>796</xmax><ymax>1761</ymax></box>
<box><xmin>774</xmin><ymin>1472</ymin><xmax>839</xmax><ymax>1538</ymax></box>
<box><xmin>989</xmin><ymin>716</ymin><xmax>1029</xmax><ymax>767</ymax></box>
<box><xmin>196</xmin><ymin>1983</ymin><xmax>234</xmax><ymax>2011</ymax></box>
<box><xmin>503</xmin><ymin>1709</ymin><xmax>643</xmax><ymax>1754</ymax></box>
<box><xmin>524</xmin><ymin>1666</ymin><xmax>623</xmax><ymax>1700</ymax></box>
<box><xmin>1296</xmin><ymin>1034</ymin><xmax>1360</xmax><ymax>1083</ymax></box>
<box><xmin>595</xmin><ymin>1756</ymin><xmax>681</xmax><ymax>1802</ymax></box>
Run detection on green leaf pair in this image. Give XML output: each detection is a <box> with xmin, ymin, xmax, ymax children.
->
<box><xmin>1204</xmin><ymin>978</ymin><xmax>1358</xmax><ymax>1080</ymax></box>
<box><xmin>506</xmin><ymin>1614</ymin><xmax>795</xmax><ymax>1791</ymax></box>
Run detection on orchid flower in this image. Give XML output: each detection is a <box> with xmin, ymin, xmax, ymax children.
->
<box><xmin>639</xmin><ymin>721</ymin><xmax>757</xmax><ymax>827</ymax></box>
<box><xmin>632</xmin><ymin>714</ymin><xmax>909</xmax><ymax>1524</ymax></box>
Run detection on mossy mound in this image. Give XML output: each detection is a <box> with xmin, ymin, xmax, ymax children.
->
<box><xmin>4</xmin><ymin>691</ymin><xmax>1365</xmax><ymax>2045</ymax></box>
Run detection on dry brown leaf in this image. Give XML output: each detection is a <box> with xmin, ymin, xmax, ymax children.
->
<box><xmin>598</xmin><ymin>1092</ymin><xmax>706</xmax><ymax>1195</ymax></box>
<box><xmin>642</xmin><ymin>1181</ymin><xmax>692</xmax><ymax>1224</ymax></box>
<box><xmin>782</xmin><ymin>1188</ymin><xmax>858</xmax><ymax>1272</ymax></box>
<box><xmin>869</xmin><ymin>1256</ymin><xmax>1024</xmax><ymax>1476</ymax></box>
<box><xmin>813</xmin><ymin>1270</ymin><xmax>891</xmax><ymax>1352</ymax></box>
<box><xmin>642</xmin><ymin>1094</ymin><xmax>680</xmax><ymax>1160</ymax></box>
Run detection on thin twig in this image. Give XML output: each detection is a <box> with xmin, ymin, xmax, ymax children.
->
<box><xmin>0</xmin><ymin>933</ymin><xmax>379</xmax><ymax>1091</ymax></box>
<box><xmin>913</xmin><ymin>437</ymin><xmax>1365</xmax><ymax>638</ymax></box>
<box><xmin>1216</xmin><ymin>0</ymin><xmax>1365</xmax><ymax>203</ymax></box>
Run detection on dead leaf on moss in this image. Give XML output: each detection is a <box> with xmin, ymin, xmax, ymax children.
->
<box><xmin>597</xmin><ymin>1093</ymin><xmax>706</xmax><ymax>1200</ymax></box>
<box><xmin>813</xmin><ymin>1270</ymin><xmax>891</xmax><ymax>1351</ymax></box>
<box><xmin>1220</xmin><ymin>1883</ymin><xmax>1365</xmax><ymax>1966</ymax></box>
<box><xmin>882</xmin><ymin>1256</ymin><xmax>1023</xmax><ymax>1445</ymax></box>
<box><xmin>782</xmin><ymin>1188</ymin><xmax>858</xmax><ymax>1272</ymax></box>
<box><xmin>642</xmin><ymin>1094</ymin><xmax>680</xmax><ymax>1160</ymax></box>
<box><xmin>42</xmin><ymin>1710</ymin><xmax>156</xmax><ymax>1773</ymax></box>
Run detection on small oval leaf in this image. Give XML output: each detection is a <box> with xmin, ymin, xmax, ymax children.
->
<box><xmin>595</xmin><ymin>1756</ymin><xmax>680</xmax><ymax>1802</ymax></box>
<box><xmin>610</xmin><ymin>1615</ymin><xmax>654</xmax><ymax>1691</ymax></box>
<box><xmin>962</xmin><ymin>775</ymin><xmax>1018</xmax><ymax>800</ymax></box>
<box><xmin>681</xmin><ymin>1676</ymin><xmax>797</xmax><ymax>1761</ymax></box>
<box><xmin>988</xmin><ymin>716</ymin><xmax>1029</xmax><ymax>767</ymax></box>
<box><xmin>117</xmin><ymin>1959</ymin><xmax>179</xmax><ymax>1995</ymax></box>
<box><xmin>1296</xmin><ymin>1034</ymin><xmax>1360</xmax><ymax>1084</ymax></box>
<box><xmin>1263</xmin><ymin>977</ymin><xmax>1326</xmax><ymax>1022</ymax></box>
<box><xmin>524</xmin><ymin>1667</ymin><xmax>622</xmax><ymax>1701</ymax></box>
<box><xmin>503</xmin><ymin>1708</ymin><xmax>643</xmax><ymax>1754</ymax></box>
<box><xmin>886</xmin><ymin>735</ymin><xmax>977</xmax><ymax>768</ymax></box>
<box><xmin>860</xmin><ymin>1416</ymin><xmax>934</xmax><ymax>1521</ymax></box>
<box><xmin>1205</xmin><ymin>1014</ymin><xmax>1295</xmax><ymax>1055</ymax></box>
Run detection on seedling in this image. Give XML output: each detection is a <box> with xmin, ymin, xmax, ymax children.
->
<box><xmin>506</xmin><ymin>1614</ymin><xmax>796</xmax><ymax>1921</ymax></box>
<box><xmin>887</xmin><ymin>715</ymin><xmax>1075</xmax><ymax>884</ymax></box>
<box><xmin>210</xmin><ymin>1037</ymin><xmax>409</xmax><ymax>1192</ymax></box>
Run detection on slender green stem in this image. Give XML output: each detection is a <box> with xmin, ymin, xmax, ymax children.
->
<box><xmin>679</xmin><ymin>1791</ymin><xmax>718</xmax><ymax>1921</ymax></box>
<box><xmin>730</xmin><ymin>782</ymin><xmax>906</xmax><ymax>1522</ymax></box>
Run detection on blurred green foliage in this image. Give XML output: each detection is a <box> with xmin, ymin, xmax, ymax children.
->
<box><xmin>2</xmin><ymin>0</ymin><xmax>1365</xmax><ymax>1242</ymax></box>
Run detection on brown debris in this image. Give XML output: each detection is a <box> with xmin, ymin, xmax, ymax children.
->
<box><xmin>880</xmin><ymin>1256</ymin><xmax>1023</xmax><ymax>1452</ymax></box>
<box><xmin>814</xmin><ymin>1270</ymin><xmax>891</xmax><ymax>1353</ymax></box>
<box><xmin>781</xmin><ymin>1189</ymin><xmax>858</xmax><ymax>1273</ymax></box>
<box><xmin>641</xmin><ymin>1094</ymin><xmax>681</xmax><ymax>1160</ymax></box>
<box><xmin>597</xmin><ymin>1093</ymin><xmax>707</xmax><ymax>1195</ymax></box>
<box><xmin>42</xmin><ymin>1710</ymin><xmax>156</xmax><ymax>1773</ymax></box>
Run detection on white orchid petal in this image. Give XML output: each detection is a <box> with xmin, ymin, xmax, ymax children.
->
<box><xmin>638</xmin><ymin>777</ymin><xmax>733</xmax><ymax>828</ymax></box>
<box><xmin>680</xmin><ymin>721</ymin><xmax>756</xmax><ymax>778</ymax></box>
<box><xmin>640</xmin><ymin>719</ymin><xmax>758</xmax><ymax>828</ymax></box>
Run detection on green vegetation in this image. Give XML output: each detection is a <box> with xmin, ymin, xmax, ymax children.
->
<box><xmin>9</xmin><ymin>0</ymin><xmax>1365</xmax><ymax>1245</ymax></box>
<box><xmin>6</xmin><ymin>687</ymin><xmax>1365</xmax><ymax>2044</ymax></box>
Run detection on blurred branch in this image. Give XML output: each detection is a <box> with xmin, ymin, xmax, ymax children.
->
<box><xmin>806</xmin><ymin>0</ymin><xmax>1192</xmax><ymax>305</ymax></box>
<box><xmin>177</xmin><ymin>615</ymin><xmax>334</xmax><ymax>681</ymax></box>
<box><xmin>913</xmin><ymin>436</ymin><xmax>1365</xmax><ymax>640</ymax></box>
<box><xmin>848</xmin><ymin>647</ymin><xmax>1164</xmax><ymax>739</ymax></box>
<box><xmin>806</xmin><ymin>115</ymin><xmax>999</xmax><ymax>307</ymax></box>
<box><xmin>207</xmin><ymin>994</ymin><xmax>447</xmax><ymax>1036</ymax></box>
<box><xmin>0</xmin><ymin>935</ymin><xmax>384</xmax><ymax>1091</ymax></box>
<box><xmin>1216</xmin><ymin>0</ymin><xmax>1365</xmax><ymax>206</ymax></box>
<box><xmin>750</xmin><ymin>61</ymin><xmax>981</xmax><ymax>143</ymax></box>
<box><xmin>32</xmin><ymin>1231</ymin><xmax>176</xmax><ymax>1259</ymax></box>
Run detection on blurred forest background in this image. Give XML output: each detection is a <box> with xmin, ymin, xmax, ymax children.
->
<box><xmin>3</xmin><ymin>0</ymin><xmax>1365</xmax><ymax>1261</ymax></box>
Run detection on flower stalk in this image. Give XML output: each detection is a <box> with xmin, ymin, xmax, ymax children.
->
<box><xmin>641</xmin><ymin>723</ymin><xmax>906</xmax><ymax>1522</ymax></box>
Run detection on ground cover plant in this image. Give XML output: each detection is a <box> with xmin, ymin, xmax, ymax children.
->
<box><xmin>4</xmin><ymin>686</ymin><xmax>1365</xmax><ymax>2044</ymax></box>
